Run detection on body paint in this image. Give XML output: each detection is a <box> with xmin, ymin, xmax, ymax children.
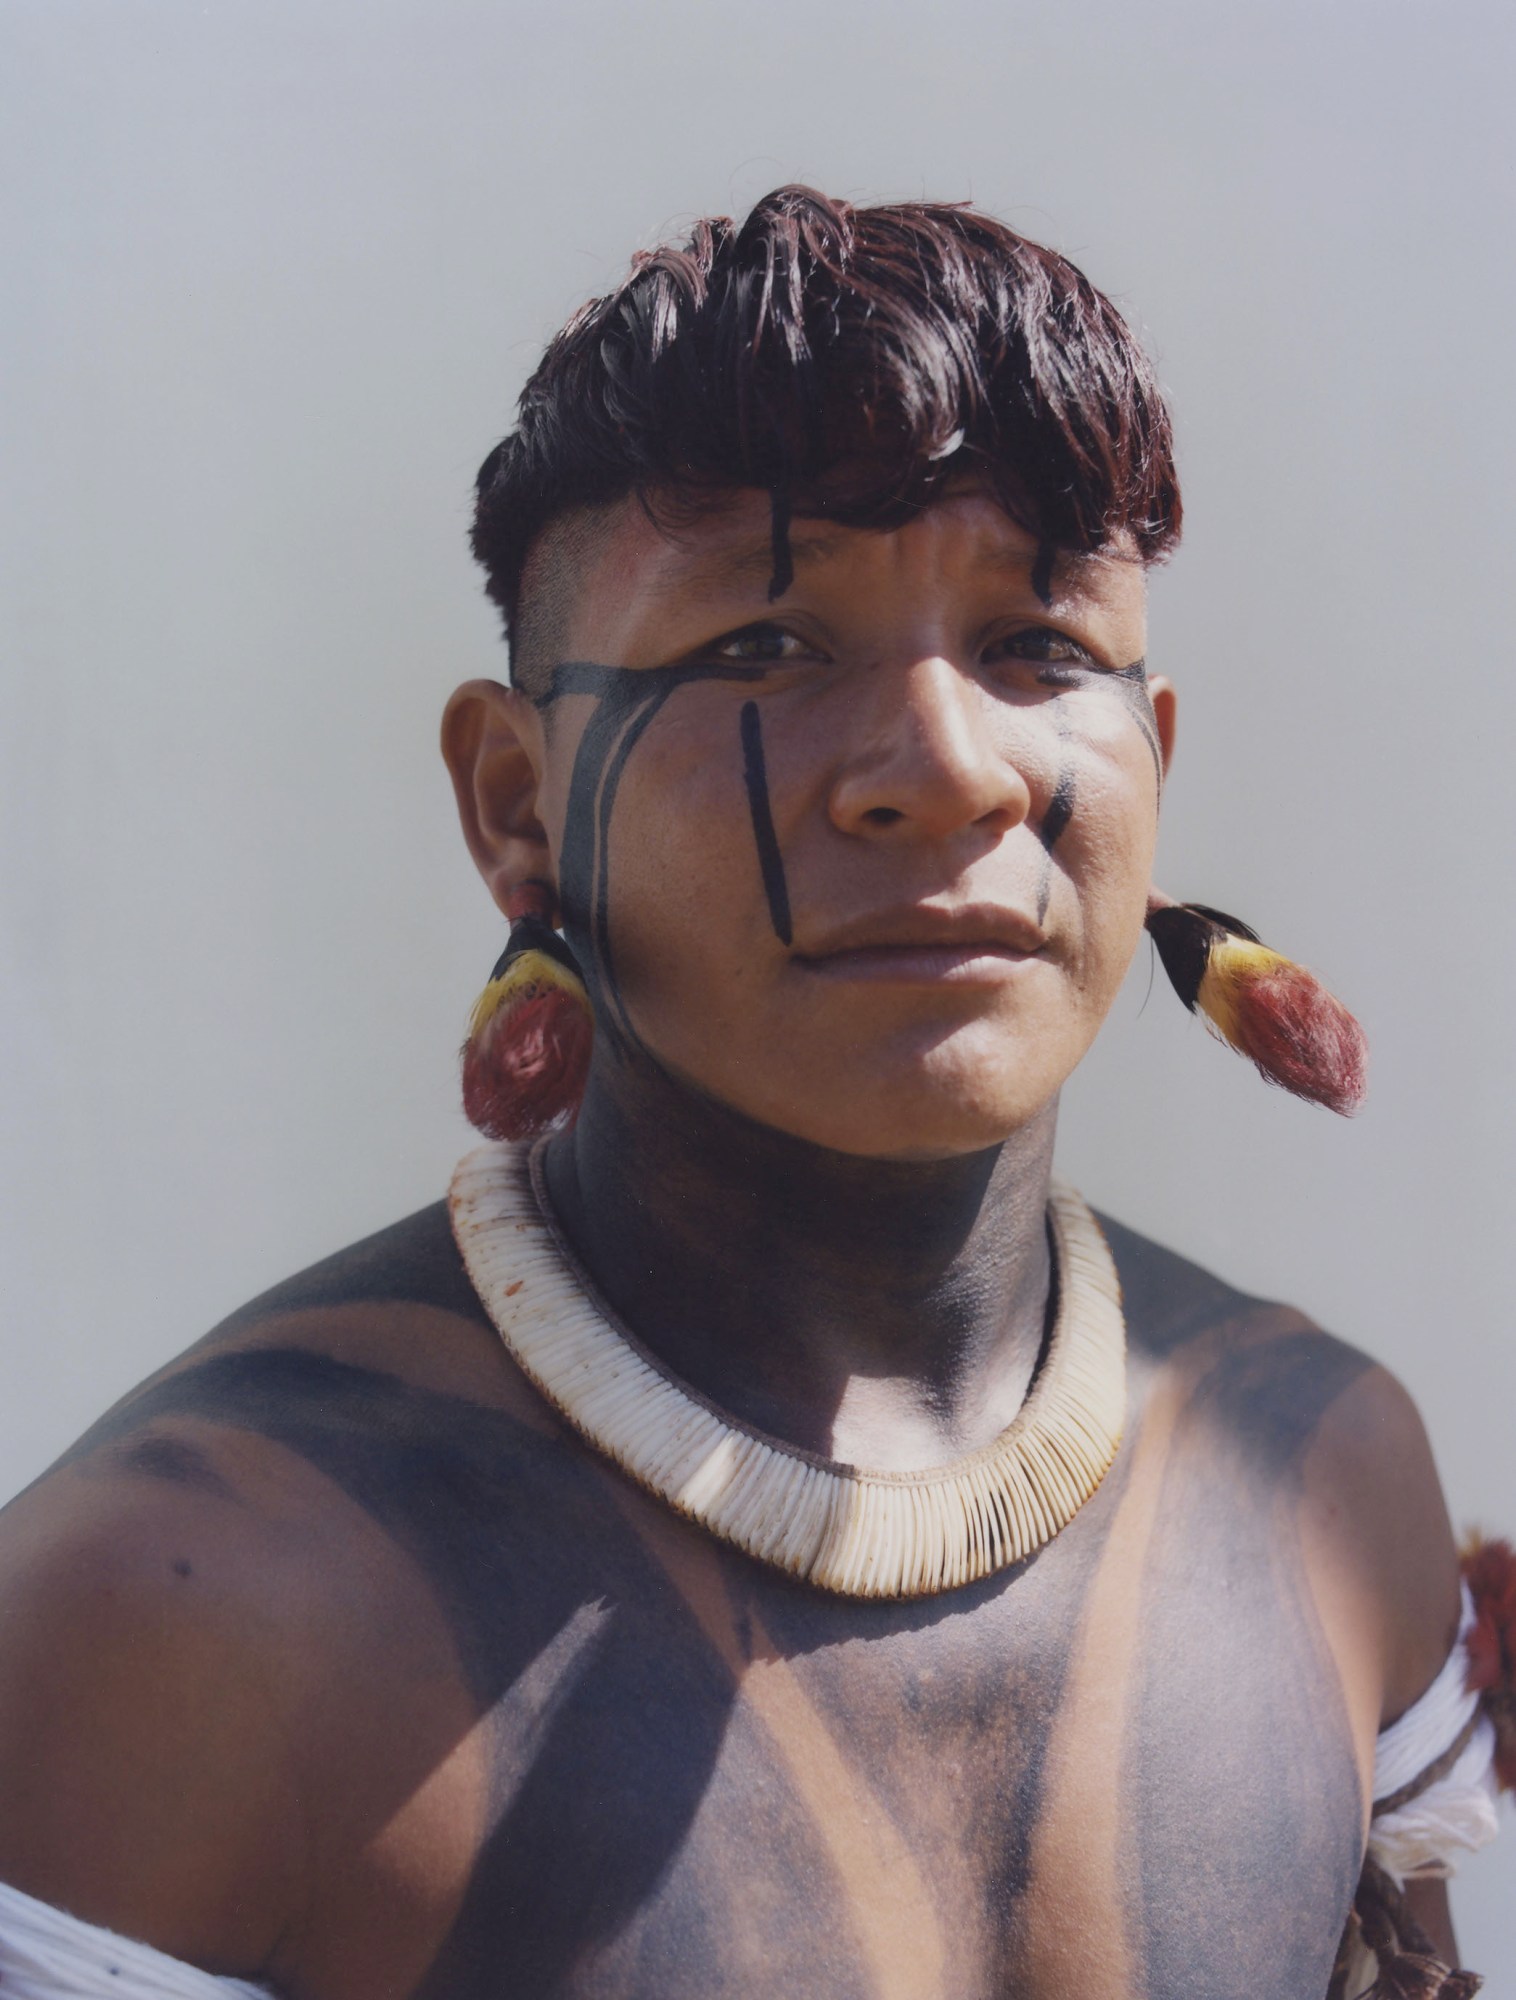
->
<box><xmin>1121</xmin><ymin>1328</ymin><xmax>1368</xmax><ymax>1995</ymax></box>
<box><xmin>1039</xmin><ymin>768</ymin><xmax>1076</xmax><ymax>856</ymax></box>
<box><xmin>739</xmin><ymin>700</ymin><xmax>794</xmax><ymax>946</ymax></box>
<box><xmin>536</xmin><ymin>660</ymin><xmax>777</xmax><ymax>1057</ymax></box>
<box><xmin>1030</xmin><ymin>541</ymin><xmax>1056</xmax><ymax>609</ymax></box>
<box><xmin>1035</xmin><ymin>656</ymin><xmax>1162</xmax><ymax>795</ymax></box>
<box><xmin>537</xmin><ymin>642</ymin><xmax>1156</xmax><ymax>1058</ymax></box>
<box><xmin>1035</xmin><ymin>761</ymin><xmax>1077</xmax><ymax>927</ymax></box>
<box><xmin>71</xmin><ymin>1340</ymin><xmax>740</xmax><ymax>2000</ymax></box>
<box><xmin>1024</xmin><ymin>533</ymin><xmax>1158</xmax><ymax>793</ymax></box>
<box><xmin>1027</xmin><ymin>655</ymin><xmax>1159</xmax><ymax>923</ymax></box>
<box><xmin>36</xmin><ymin>1183</ymin><xmax>1376</xmax><ymax>1992</ymax></box>
<box><xmin>1034</xmin><ymin>685</ymin><xmax>1078</xmax><ymax>926</ymax></box>
<box><xmin>1110</xmin><ymin>658</ymin><xmax>1163</xmax><ymax>791</ymax></box>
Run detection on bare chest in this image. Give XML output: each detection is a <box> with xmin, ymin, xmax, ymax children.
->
<box><xmin>311</xmin><ymin>1490</ymin><xmax>1362</xmax><ymax>2000</ymax></box>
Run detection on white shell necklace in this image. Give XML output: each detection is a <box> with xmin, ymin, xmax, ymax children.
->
<box><xmin>449</xmin><ymin>1140</ymin><xmax>1126</xmax><ymax>1599</ymax></box>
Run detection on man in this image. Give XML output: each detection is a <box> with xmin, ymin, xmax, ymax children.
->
<box><xmin>0</xmin><ymin>188</ymin><xmax>1493</xmax><ymax>1996</ymax></box>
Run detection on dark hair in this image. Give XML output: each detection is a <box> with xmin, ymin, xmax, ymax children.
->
<box><xmin>471</xmin><ymin>186</ymin><xmax>1181</xmax><ymax>660</ymax></box>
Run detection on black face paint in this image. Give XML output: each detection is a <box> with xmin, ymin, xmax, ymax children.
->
<box><xmin>1034</xmin><ymin>700</ymin><xmax>1077</xmax><ymax>928</ymax></box>
<box><xmin>535</xmin><ymin>659</ymin><xmax>775</xmax><ymax>1058</ymax></box>
<box><xmin>1111</xmin><ymin>657</ymin><xmax>1164</xmax><ymax>792</ymax></box>
<box><xmin>1039</xmin><ymin>768</ymin><xmax>1075</xmax><ymax>856</ymax></box>
<box><xmin>739</xmin><ymin>701</ymin><xmax>794</xmax><ymax>946</ymax></box>
<box><xmin>767</xmin><ymin>484</ymin><xmax>794</xmax><ymax>603</ymax></box>
<box><xmin>536</xmin><ymin>642</ymin><xmax>1153</xmax><ymax>1063</ymax></box>
<box><xmin>1035</xmin><ymin>762</ymin><xmax>1076</xmax><ymax>928</ymax></box>
<box><xmin>1036</xmin><ymin>654</ymin><xmax>1161</xmax><ymax>796</ymax></box>
<box><xmin>1030</xmin><ymin>541</ymin><xmax>1056</xmax><ymax>609</ymax></box>
<box><xmin>547</xmin><ymin>667</ymin><xmax>664</xmax><ymax>1055</ymax></box>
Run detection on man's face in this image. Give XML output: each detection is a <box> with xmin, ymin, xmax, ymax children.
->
<box><xmin>463</xmin><ymin>485</ymin><xmax>1173</xmax><ymax>1160</ymax></box>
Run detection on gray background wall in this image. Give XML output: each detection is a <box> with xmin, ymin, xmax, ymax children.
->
<box><xmin>3</xmin><ymin>0</ymin><xmax>1511</xmax><ymax>1973</ymax></box>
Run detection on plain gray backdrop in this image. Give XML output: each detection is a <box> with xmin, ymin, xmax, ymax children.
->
<box><xmin>3</xmin><ymin>0</ymin><xmax>1512</xmax><ymax>1975</ymax></box>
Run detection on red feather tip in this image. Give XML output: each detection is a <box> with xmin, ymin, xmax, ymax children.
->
<box><xmin>461</xmin><ymin>985</ymin><xmax>593</xmax><ymax>1141</ymax></box>
<box><xmin>1221</xmin><ymin>959</ymin><xmax>1368</xmax><ymax>1117</ymax></box>
<box><xmin>1462</xmin><ymin>1533</ymin><xmax>1516</xmax><ymax>1794</ymax></box>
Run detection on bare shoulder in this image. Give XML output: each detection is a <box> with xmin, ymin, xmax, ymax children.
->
<box><xmin>0</xmin><ymin>1401</ymin><xmax>337</xmax><ymax>1966</ymax></box>
<box><xmin>1296</xmin><ymin>1351</ymin><xmax>1461</xmax><ymax>1722</ymax></box>
<box><xmin>1100</xmin><ymin>1208</ymin><xmax>1460</xmax><ymax>1724</ymax></box>
<box><xmin>1099</xmin><ymin>1207</ymin><xmax>1376</xmax><ymax>1430</ymax></box>
<box><xmin>0</xmin><ymin>1199</ymin><xmax>580</xmax><ymax>1978</ymax></box>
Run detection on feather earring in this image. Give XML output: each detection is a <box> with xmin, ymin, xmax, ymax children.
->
<box><xmin>1144</xmin><ymin>891</ymin><xmax>1368</xmax><ymax>1115</ymax></box>
<box><xmin>1462</xmin><ymin>1532</ymin><xmax>1516</xmax><ymax>1795</ymax></box>
<box><xmin>460</xmin><ymin>881</ymin><xmax>593</xmax><ymax>1140</ymax></box>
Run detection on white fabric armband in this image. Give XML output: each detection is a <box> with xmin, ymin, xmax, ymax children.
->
<box><xmin>0</xmin><ymin>1876</ymin><xmax>271</xmax><ymax>1998</ymax></box>
<box><xmin>1367</xmin><ymin>1579</ymin><xmax>1502</xmax><ymax>1886</ymax></box>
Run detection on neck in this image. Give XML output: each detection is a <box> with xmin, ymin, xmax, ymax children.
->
<box><xmin>542</xmin><ymin>1055</ymin><xmax>1059</xmax><ymax>1471</ymax></box>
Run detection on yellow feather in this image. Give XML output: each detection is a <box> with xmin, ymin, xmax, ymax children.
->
<box><xmin>467</xmin><ymin>949</ymin><xmax>587</xmax><ymax>1039</ymax></box>
<box><xmin>1195</xmin><ymin>934</ymin><xmax>1287</xmax><ymax>1047</ymax></box>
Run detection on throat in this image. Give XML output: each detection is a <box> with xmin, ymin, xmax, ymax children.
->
<box><xmin>541</xmin><ymin>1057</ymin><xmax>1059</xmax><ymax>1470</ymax></box>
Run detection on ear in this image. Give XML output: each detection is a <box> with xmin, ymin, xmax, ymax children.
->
<box><xmin>1147</xmin><ymin>675</ymin><xmax>1178</xmax><ymax>782</ymax></box>
<box><xmin>440</xmin><ymin>679</ymin><xmax>553</xmax><ymax>918</ymax></box>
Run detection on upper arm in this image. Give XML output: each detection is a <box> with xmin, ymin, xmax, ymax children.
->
<box><xmin>1298</xmin><ymin>1362</ymin><xmax>1485</xmax><ymax>1983</ymax></box>
<box><xmin>1300</xmin><ymin>1359</ymin><xmax>1461</xmax><ymax>1729</ymax></box>
<box><xmin>0</xmin><ymin>1456</ymin><xmax>312</xmax><ymax>1975</ymax></box>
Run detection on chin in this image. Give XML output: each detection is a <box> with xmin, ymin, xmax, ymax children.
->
<box><xmin>715</xmin><ymin>1038</ymin><xmax>1069</xmax><ymax>1161</ymax></box>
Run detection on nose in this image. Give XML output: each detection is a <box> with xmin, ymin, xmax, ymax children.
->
<box><xmin>827</xmin><ymin>653</ymin><xmax>1034</xmax><ymax>842</ymax></box>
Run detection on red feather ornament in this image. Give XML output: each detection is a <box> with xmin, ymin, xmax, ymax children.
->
<box><xmin>460</xmin><ymin>883</ymin><xmax>593</xmax><ymax>1141</ymax></box>
<box><xmin>1462</xmin><ymin>1532</ymin><xmax>1516</xmax><ymax>1794</ymax></box>
<box><xmin>1145</xmin><ymin>893</ymin><xmax>1368</xmax><ymax>1115</ymax></box>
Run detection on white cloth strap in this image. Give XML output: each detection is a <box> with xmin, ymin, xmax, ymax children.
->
<box><xmin>0</xmin><ymin>1876</ymin><xmax>270</xmax><ymax>1998</ymax></box>
<box><xmin>1367</xmin><ymin>1579</ymin><xmax>1502</xmax><ymax>1884</ymax></box>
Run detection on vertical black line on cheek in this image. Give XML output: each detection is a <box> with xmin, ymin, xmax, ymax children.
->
<box><xmin>551</xmin><ymin>671</ymin><xmax>658</xmax><ymax>1055</ymax></box>
<box><xmin>1112</xmin><ymin>657</ymin><xmax>1164</xmax><ymax>794</ymax></box>
<box><xmin>1035</xmin><ymin>763</ymin><xmax>1076</xmax><ymax>927</ymax></box>
<box><xmin>541</xmin><ymin>660</ymin><xmax>780</xmax><ymax>1063</ymax></box>
<box><xmin>1039</xmin><ymin>768</ymin><xmax>1076</xmax><ymax>856</ymax></box>
<box><xmin>590</xmin><ymin>683</ymin><xmax>680</xmax><ymax>1049</ymax></box>
<box><xmin>739</xmin><ymin>700</ymin><xmax>794</xmax><ymax>947</ymax></box>
<box><xmin>555</xmin><ymin>679</ymin><xmax>632</xmax><ymax>961</ymax></box>
<box><xmin>1030</xmin><ymin>541</ymin><xmax>1056</xmax><ymax>609</ymax></box>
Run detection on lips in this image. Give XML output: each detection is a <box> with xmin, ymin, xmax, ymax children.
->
<box><xmin>792</xmin><ymin>903</ymin><xmax>1050</xmax><ymax>982</ymax></box>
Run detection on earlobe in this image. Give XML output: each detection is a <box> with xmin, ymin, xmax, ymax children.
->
<box><xmin>440</xmin><ymin>679</ymin><xmax>554</xmax><ymax>915</ymax></box>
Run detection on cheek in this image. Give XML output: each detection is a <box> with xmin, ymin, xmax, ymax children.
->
<box><xmin>1058</xmin><ymin>746</ymin><xmax>1159</xmax><ymax>979</ymax></box>
<box><xmin>589</xmin><ymin>708</ymin><xmax>772</xmax><ymax>982</ymax></box>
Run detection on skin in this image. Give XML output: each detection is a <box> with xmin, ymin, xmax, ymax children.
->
<box><xmin>0</xmin><ymin>488</ymin><xmax>1464</xmax><ymax>1996</ymax></box>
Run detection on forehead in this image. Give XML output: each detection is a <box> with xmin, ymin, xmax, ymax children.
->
<box><xmin>562</xmin><ymin>485</ymin><xmax>1144</xmax><ymax>659</ymax></box>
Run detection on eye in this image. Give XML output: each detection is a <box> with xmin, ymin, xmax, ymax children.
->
<box><xmin>706</xmin><ymin>622</ymin><xmax>819</xmax><ymax>664</ymax></box>
<box><xmin>983</xmin><ymin>626</ymin><xmax>1095</xmax><ymax>669</ymax></box>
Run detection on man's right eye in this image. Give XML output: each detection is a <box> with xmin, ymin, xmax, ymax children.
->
<box><xmin>708</xmin><ymin>623</ymin><xmax>813</xmax><ymax>662</ymax></box>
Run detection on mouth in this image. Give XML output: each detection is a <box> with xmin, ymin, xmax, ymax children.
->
<box><xmin>792</xmin><ymin>904</ymin><xmax>1050</xmax><ymax>985</ymax></box>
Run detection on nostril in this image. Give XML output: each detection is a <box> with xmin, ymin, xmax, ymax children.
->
<box><xmin>864</xmin><ymin>806</ymin><xmax>905</xmax><ymax>826</ymax></box>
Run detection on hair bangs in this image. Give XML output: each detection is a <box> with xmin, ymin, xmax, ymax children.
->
<box><xmin>473</xmin><ymin>187</ymin><xmax>1181</xmax><ymax>658</ymax></box>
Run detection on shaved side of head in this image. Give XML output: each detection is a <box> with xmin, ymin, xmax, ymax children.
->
<box><xmin>510</xmin><ymin>505</ymin><xmax>622</xmax><ymax>699</ymax></box>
